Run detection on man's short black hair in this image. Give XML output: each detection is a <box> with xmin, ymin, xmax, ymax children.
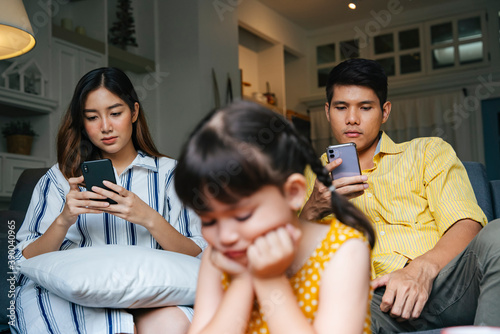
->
<box><xmin>325</xmin><ymin>58</ymin><xmax>388</xmax><ymax>109</ymax></box>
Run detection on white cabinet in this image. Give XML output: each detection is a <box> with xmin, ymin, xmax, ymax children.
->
<box><xmin>0</xmin><ymin>153</ymin><xmax>47</xmax><ymax>198</ymax></box>
<box><xmin>0</xmin><ymin>87</ymin><xmax>56</xmax><ymax>201</ymax></box>
<box><xmin>0</xmin><ymin>0</ymin><xmax>158</xmax><ymax>204</ymax></box>
<box><xmin>51</xmin><ymin>39</ymin><xmax>105</xmax><ymax>115</ymax></box>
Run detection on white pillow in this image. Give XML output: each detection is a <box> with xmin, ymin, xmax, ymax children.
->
<box><xmin>18</xmin><ymin>245</ymin><xmax>200</xmax><ymax>309</ymax></box>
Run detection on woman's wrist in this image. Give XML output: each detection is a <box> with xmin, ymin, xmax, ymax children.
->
<box><xmin>55</xmin><ymin>213</ymin><xmax>75</xmax><ymax>230</ymax></box>
<box><xmin>141</xmin><ymin>210</ymin><xmax>167</xmax><ymax>231</ymax></box>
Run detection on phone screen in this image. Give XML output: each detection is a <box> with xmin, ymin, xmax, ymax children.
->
<box><xmin>326</xmin><ymin>143</ymin><xmax>361</xmax><ymax>180</ymax></box>
<box><xmin>81</xmin><ymin>159</ymin><xmax>118</xmax><ymax>204</ymax></box>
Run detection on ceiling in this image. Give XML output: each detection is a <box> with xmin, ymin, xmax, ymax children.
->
<box><xmin>257</xmin><ymin>0</ymin><xmax>459</xmax><ymax>30</ymax></box>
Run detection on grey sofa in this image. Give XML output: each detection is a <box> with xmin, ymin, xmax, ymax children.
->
<box><xmin>0</xmin><ymin>168</ymin><xmax>48</xmax><ymax>333</ymax></box>
<box><xmin>0</xmin><ymin>163</ymin><xmax>498</xmax><ymax>333</ymax></box>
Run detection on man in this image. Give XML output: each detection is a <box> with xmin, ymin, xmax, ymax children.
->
<box><xmin>301</xmin><ymin>58</ymin><xmax>499</xmax><ymax>333</ymax></box>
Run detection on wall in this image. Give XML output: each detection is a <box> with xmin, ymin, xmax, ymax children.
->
<box><xmin>155</xmin><ymin>1</ymin><xmax>240</xmax><ymax>158</ymax></box>
<box><xmin>237</xmin><ymin>0</ymin><xmax>309</xmax><ymax>114</ymax></box>
<box><xmin>238</xmin><ymin>0</ymin><xmax>307</xmax><ymax>54</ymax></box>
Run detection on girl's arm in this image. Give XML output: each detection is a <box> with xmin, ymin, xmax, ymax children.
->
<box><xmin>312</xmin><ymin>238</ymin><xmax>371</xmax><ymax>333</ymax></box>
<box><xmin>189</xmin><ymin>247</ymin><xmax>254</xmax><ymax>334</ymax></box>
<box><xmin>251</xmin><ymin>234</ymin><xmax>371</xmax><ymax>334</ymax></box>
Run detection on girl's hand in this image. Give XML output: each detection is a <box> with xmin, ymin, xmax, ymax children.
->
<box><xmin>209</xmin><ymin>247</ymin><xmax>248</xmax><ymax>277</ymax></box>
<box><xmin>91</xmin><ymin>180</ymin><xmax>160</xmax><ymax>228</ymax></box>
<box><xmin>247</xmin><ymin>224</ymin><xmax>301</xmax><ymax>279</ymax></box>
<box><xmin>60</xmin><ymin>175</ymin><xmax>110</xmax><ymax>227</ymax></box>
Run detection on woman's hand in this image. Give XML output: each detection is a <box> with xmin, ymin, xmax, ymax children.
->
<box><xmin>91</xmin><ymin>180</ymin><xmax>160</xmax><ymax>228</ymax></box>
<box><xmin>60</xmin><ymin>175</ymin><xmax>110</xmax><ymax>227</ymax></box>
<box><xmin>247</xmin><ymin>224</ymin><xmax>301</xmax><ymax>279</ymax></box>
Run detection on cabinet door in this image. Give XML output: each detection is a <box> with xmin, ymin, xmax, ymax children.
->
<box><xmin>52</xmin><ymin>40</ymin><xmax>106</xmax><ymax>113</ymax></box>
<box><xmin>2</xmin><ymin>156</ymin><xmax>46</xmax><ymax>196</ymax></box>
<box><xmin>52</xmin><ymin>41</ymin><xmax>81</xmax><ymax>111</ymax></box>
<box><xmin>80</xmin><ymin>50</ymin><xmax>105</xmax><ymax>78</ymax></box>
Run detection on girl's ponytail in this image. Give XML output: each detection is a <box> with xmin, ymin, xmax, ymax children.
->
<box><xmin>308</xmin><ymin>149</ymin><xmax>376</xmax><ymax>249</ymax></box>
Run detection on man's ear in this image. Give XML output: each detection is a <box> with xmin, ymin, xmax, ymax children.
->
<box><xmin>283</xmin><ymin>173</ymin><xmax>307</xmax><ymax>211</ymax></box>
<box><xmin>382</xmin><ymin>101</ymin><xmax>391</xmax><ymax>124</ymax></box>
<box><xmin>132</xmin><ymin>102</ymin><xmax>140</xmax><ymax>123</ymax></box>
<box><xmin>325</xmin><ymin>102</ymin><xmax>331</xmax><ymax>122</ymax></box>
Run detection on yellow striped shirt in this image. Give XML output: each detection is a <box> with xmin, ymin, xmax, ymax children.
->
<box><xmin>304</xmin><ymin>132</ymin><xmax>487</xmax><ymax>279</ymax></box>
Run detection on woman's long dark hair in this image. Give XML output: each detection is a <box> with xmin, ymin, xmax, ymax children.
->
<box><xmin>175</xmin><ymin>101</ymin><xmax>375</xmax><ymax>248</ymax></box>
<box><xmin>57</xmin><ymin>67</ymin><xmax>163</xmax><ymax>179</ymax></box>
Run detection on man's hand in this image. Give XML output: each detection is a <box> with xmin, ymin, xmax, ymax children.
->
<box><xmin>333</xmin><ymin>167</ymin><xmax>368</xmax><ymax>200</ymax></box>
<box><xmin>300</xmin><ymin>158</ymin><xmax>368</xmax><ymax>220</ymax></box>
<box><xmin>371</xmin><ymin>260</ymin><xmax>437</xmax><ymax>321</ymax></box>
<box><xmin>300</xmin><ymin>177</ymin><xmax>333</xmax><ymax>220</ymax></box>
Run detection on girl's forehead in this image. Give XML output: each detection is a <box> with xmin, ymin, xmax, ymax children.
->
<box><xmin>197</xmin><ymin>185</ymin><xmax>278</xmax><ymax>214</ymax></box>
<box><xmin>197</xmin><ymin>195</ymin><xmax>251</xmax><ymax>214</ymax></box>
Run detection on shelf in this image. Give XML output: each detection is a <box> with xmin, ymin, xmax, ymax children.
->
<box><xmin>52</xmin><ymin>24</ymin><xmax>105</xmax><ymax>54</ymax></box>
<box><xmin>299</xmin><ymin>94</ymin><xmax>326</xmax><ymax>108</ymax></box>
<box><xmin>108</xmin><ymin>45</ymin><xmax>155</xmax><ymax>73</ymax></box>
<box><xmin>242</xmin><ymin>95</ymin><xmax>284</xmax><ymax>115</ymax></box>
<box><xmin>0</xmin><ymin>87</ymin><xmax>58</xmax><ymax>116</ymax></box>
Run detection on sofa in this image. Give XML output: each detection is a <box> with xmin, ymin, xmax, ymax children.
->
<box><xmin>0</xmin><ymin>168</ymin><xmax>48</xmax><ymax>333</ymax></box>
<box><xmin>0</xmin><ymin>162</ymin><xmax>498</xmax><ymax>333</ymax></box>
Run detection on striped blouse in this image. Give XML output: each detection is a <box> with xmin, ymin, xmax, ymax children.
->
<box><xmin>304</xmin><ymin>132</ymin><xmax>487</xmax><ymax>279</ymax></box>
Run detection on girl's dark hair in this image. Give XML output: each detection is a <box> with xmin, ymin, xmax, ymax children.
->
<box><xmin>326</xmin><ymin>58</ymin><xmax>388</xmax><ymax>109</ymax></box>
<box><xmin>175</xmin><ymin>101</ymin><xmax>375</xmax><ymax>248</ymax></box>
<box><xmin>57</xmin><ymin>67</ymin><xmax>163</xmax><ymax>179</ymax></box>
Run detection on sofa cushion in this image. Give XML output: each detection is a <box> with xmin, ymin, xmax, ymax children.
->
<box><xmin>18</xmin><ymin>245</ymin><xmax>200</xmax><ymax>309</ymax></box>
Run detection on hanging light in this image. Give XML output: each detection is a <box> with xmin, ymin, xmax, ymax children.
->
<box><xmin>0</xmin><ymin>0</ymin><xmax>36</xmax><ymax>60</ymax></box>
<box><xmin>348</xmin><ymin>2</ymin><xmax>357</xmax><ymax>10</ymax></box>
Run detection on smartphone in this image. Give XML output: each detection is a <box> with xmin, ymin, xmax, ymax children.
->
<box><xmin>326</xmin><ymin>143</ymin><xmax>361</xmax><ymax>180</ymax></box>
<box><xmin>81</xmin><ymin>159</ymin><xmax>118</xmax><ymax>204</ymax></box>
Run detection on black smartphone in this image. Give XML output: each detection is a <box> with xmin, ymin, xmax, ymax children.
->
<box><xmin>326</xmin><ymin>143</ymin><xmax>361</xmax><ymax>180</ymax></box>
<box><xmin>81</xmin><ymin>159</ymin><xmax>118</xmax><ymax>204</ymax></box>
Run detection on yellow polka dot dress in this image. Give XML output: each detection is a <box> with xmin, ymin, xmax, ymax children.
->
<box><xmin>222</xmin><ymin>218</ymin><xmax>372</xmax><ymax>334</ymax></box>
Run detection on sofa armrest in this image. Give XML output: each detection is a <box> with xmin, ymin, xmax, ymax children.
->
<box><xmin>490</xmin><ymin>180</ymin><xmax>500</xmax><ymax>220</ymax></box>
<box><xmin>0</xmin><ymin>210</ymin><xmax>25</xmax><ymax>327</ymax></box>
<box><xmin>463</xmin><ymin>161</ymin><xmax>494</xmax><ymax>221</ymax></box>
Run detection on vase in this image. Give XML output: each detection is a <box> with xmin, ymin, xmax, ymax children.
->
<box><xmin>6</xmin><ymin>135</ymin><xmax>34</xmax><ymax>155</ymax></box>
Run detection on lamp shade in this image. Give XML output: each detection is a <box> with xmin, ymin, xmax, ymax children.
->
<box><xmin>0</xmin><ymin>0</ymin><xmax>36</xmax><ymax>60</ymax></box>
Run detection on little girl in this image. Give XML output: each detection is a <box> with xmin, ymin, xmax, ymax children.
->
<box><xmin>175</xmin><ymin>101</ymin><xmax>375</xmax><ymax>334</ymax></box>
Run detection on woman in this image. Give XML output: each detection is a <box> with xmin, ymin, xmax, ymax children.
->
<box><xmin>13</xmin><ymin>67</ymin><xmax>206</xmax><ymax>334</ymax></box>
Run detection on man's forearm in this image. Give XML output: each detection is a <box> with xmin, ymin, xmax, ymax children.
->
<box><xmin>409</xmin><ymin>219</ymin><xmax>482</xmax><ymax>277</ymax></box>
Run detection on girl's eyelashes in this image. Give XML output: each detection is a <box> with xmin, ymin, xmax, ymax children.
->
<box><xmin>201</xmin><ymin>219</ymin><xmax>216</xmax><ymax>227</ymax></box>
<box><xmin>200</xmin><ymin>211</ymin><xmax>253</xmax><ymax>226</ymax></box>
<box><xmin>235</xmin><ymin>212</ymin><xmax>252</xmax><ymax>222</ymax></box>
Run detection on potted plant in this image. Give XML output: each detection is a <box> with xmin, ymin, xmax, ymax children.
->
<box><xmin>2</xmin><ymin>120</ymin><xmax>37</xmax><ymax>155</ymax></box>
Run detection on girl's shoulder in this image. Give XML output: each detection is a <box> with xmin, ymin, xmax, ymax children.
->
<box><xmin>321</xmin><ymin>217</ymin><xmax>368</xmax><ymax>244</ymax></box>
